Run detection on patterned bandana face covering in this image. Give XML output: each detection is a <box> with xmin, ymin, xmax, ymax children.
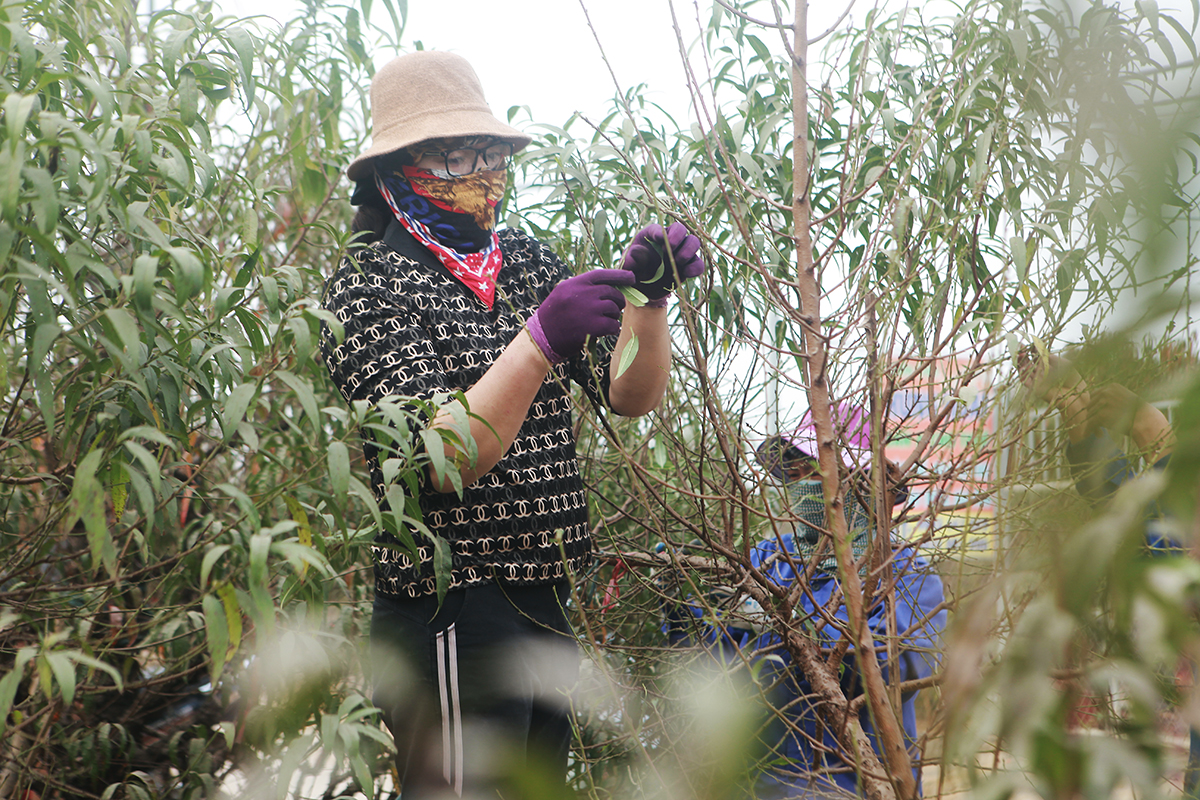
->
<box><xmin>786</xmin><ymin>479</ymin><xmax>873</xmax><ymax>573</ymax></box>
<box><xmin>402</xmin><ymin>165</ymin><xmax>507</xmax><ymax>230</ymax></box>
<box><xmin>375</xmin><ymin>166</ymin><xmax>507</xmax><ymax>309</ymax></box>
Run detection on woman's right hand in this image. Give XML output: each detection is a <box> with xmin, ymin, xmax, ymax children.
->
<box><xmin>526</xmin><ymin>269</ymin><xmax>634</xmax><ymax>364</ymax></box>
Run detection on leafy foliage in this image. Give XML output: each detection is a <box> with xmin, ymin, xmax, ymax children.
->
<box><xmin>2</xmin><ymin>0</ymin><xmax>1199</xmax><ymax>797</ymax></box>
<box><xmin>0</xmin><ymin>0</ymin><xmax>426</xmax><ymax>795</ymax></box>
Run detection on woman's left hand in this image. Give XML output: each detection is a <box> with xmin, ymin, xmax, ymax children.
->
<box><xmin>619</xmin><ymin>222</ymin><xmax>705</xmax><ymax>301</ymax></box>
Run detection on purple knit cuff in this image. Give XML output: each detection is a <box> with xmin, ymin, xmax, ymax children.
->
<box><xmin>644</xmin><ymin>294</ymin><xmax>670</xmax><ymax>308</ymax></box>
<box><xmin>525</xmin><ymin>312</ymin><xmax>566</xmax><ymax>365</ymax></box>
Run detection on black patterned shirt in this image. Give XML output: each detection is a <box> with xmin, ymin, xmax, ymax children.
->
<box><xmin>321</xmin><ymin>222</ymin><xmax>609</xmax><ymax>597</ymax></box>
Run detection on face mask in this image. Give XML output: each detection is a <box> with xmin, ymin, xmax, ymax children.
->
<box><xmin>401</xmin><ymin>165</ymin><xmax>507</xmax><ymax>230</ymax></box>
<box><xmin>783</xmin><ymin>479</ymin><xmax>873</xmax><ymax>570</ymax></box>
<box><xmin>374</xmin><ymin>167</ymin><xmax>506</xmax><ymax>309</ymax></box>
<box><xmin>787</xmin><ymin>480</ymin><xmax>831</xmax><ymax>543</ymax></box>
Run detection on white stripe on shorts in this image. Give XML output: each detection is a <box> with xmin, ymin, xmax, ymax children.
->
<box><xmin>435</xmin><ymin>624</ymin><xmax>464</xmax><ymax>795</ymax></box>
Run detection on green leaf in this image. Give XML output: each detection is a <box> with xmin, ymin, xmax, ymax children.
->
<box><xmin>380</xmin><ymin>0</ymin><xmax>407</xmax><ymax>40</ymax></box>
<box><xmin>298</xmin><ymin>166</ymin><xmax>327</xmax><ymax>206</ymax></box>
<box><xmin>0</xmin><ymin>144</ymin><xmax>25</xmax><ymax>221</ymax></box>
<box><xmin>104</xmin><ymin>308</ymin><xmax>140</xmax><ymax>354</ymax></box>
<box><xmin>71</xmin><ymin>449</ymin><xmax>117</xmax><ymax>578</ymax></box>
<box><xmin>614</xmin><ymin>333</ymin><xmax>640</xmax><ymax>381</ymax></box>
<box><xmin>328</xmin><ymin>441</ymin><xmax>350</xmax><ymax>498</ymax></box>
<box><xmin>247</xmin><ymin>534</ymin><xmax>274</xmax><ymax>634</ymax></box>
<box><xmin>100</xmin><ymin>34</ymin><xmax>129</xmax><ymax>73</ymax></box>
<box><xmin>352</xmin><ymin>754</ymin><xmax>374</xmax><ymax>800</ymax></box>
<box><xmin>4</xmin><ymin>93</ymin><xmax>37</xmax><ymax>142</ymax></box>
<box><xmin>218</xmin><ymin>582</ymin><xmax>242</xmax><ymax>654</ymax></box>
<box><xmin>421</xmin><ymin>428</ymin><xmax>448</xmax><ymax>486</ymax></box>
<box><xmin>646</xmin><ymin>234</ymin><xmax>671</xmax><ymax>284</ymax></box>
<box><xmin>132</xmin><ymin>254</ymin><xmax>158</xmax><ymax>309</ymax></box>
<box><xmin>271</xmin><ymin>540</ymin><xmax>331</xmax><ymax>578</ymax></box>
<box><xmin>166</xmin><ymin>246</ymin><xmax>203</xmax><ymax>302</ymax></box>
<box><xmin>23</xmin><ymin>166</ymin><xmax>58</xmax><ymax>236</ymax></box>
<box><xmin>179</xmin><ymin>67</ymin><xmax>198</xmax><ymax>126</ymax></box>
<box><xmin>44</xmin><ymin>652</ymin><xmax>76</xmax><ymax>706</ymax></box>
<box><xmin>383</xmin><ymin>485</ymin><xmax>419</xmax><ymax>563</ymax></box>
<box><xmin>126</xmin><ymin>201</ymin><xmax>168</xmax><ymax>248</ymax></box>
<box><xmin>163</xmin><ymin>28</ymin><xmax>192</xmax><ymax>84</ymax></box>
<box><xmin>432</xmin><ymin>535</ymin><xmax>452</xmax><ymax>601</ymax></box>
<box><xmin>239</xmin><ymin>204</ymin><xmax>259</xmax><ymax>245</ymax></box>
<box><xmin>117</xmin><ymin>425</ymin><xmax>176</xmax><ymax>449</ymax></box>
<box><xmin>200</xmin><ymin>545</ymin><xmax>231</xmax><ymax>589</ymax></box>
<box><xmin>222</xmin><ymin>382</ymin><xmax>257</xmax><ymax>442</ymax></box>
<box><xmin>1009</xmin><ymin>236</ymin><xmax>1028</xmax><ymax>282</ymax></box>
<box><xmin>970</xmin><ymin>122</ymin><xmax>994</xmax><ymax>191</ymax></box>
<box><xmin>31</xmin><ymin>321</ymin><xmax>60</xmax><ymax>367</ymax></box>
<box><xmin>619</xmin><ymin>286</ymin><xmax>649</xmax><ymax>307</ymax></box>
<box><xmin>0</xmin><ymin>649</ymin><xmax>35</xmax><ymax>738</ymax></box>
<box><xmin>287</xmin><ymin>315</ymin><xmax>313</xmax><ymax>362</ymax></box>
<box><xmin>122</xmin><ymin>441</ymin><xmax>162</xmax><ymax>494</ymax></box>
<box><xmin>283</xmin><ymin>495</ymin><xmax>314</xmax><ymax>574</ymax></box>
<box><xmin>349</xmin><ymin>475</ymin><xmax>382</xmax><ymax>530</ymax></box>
<box><xmin>63</xmin><ymin>652</ymin><xmax>123</xmax><ymax>693</ymax></box>
<box><xmin>277</xmin><ymin>370</ymin><xmax>319</xmax><ymax>427</ymax></box>
<box><xmin>226</xmin><ymin>27</ymin><xmax>256</xmax><ymax>108</ymax></box>
<box><xmin>203</xmin><ymin>593</ymin><xmax>229</xmax><ymax>682</ymax></box>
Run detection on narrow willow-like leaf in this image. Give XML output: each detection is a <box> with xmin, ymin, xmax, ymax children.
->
<box><xmin>283</xmin><ymin>495</ymin><xmax>314</xmax><ymax>577</ymax></box>
<box><xmin>328</xmin><ymin>441</ymin><xmax>350</xmax><ymax>497</ymax></box>
<box><xmin>615</xmin><ymin>333</ymin><xmax>640</xmax><ymax>381</ymax></box>
<box><xmin>620</xmin><ymin>286</ymin><xmax>649</xmax><ymax>307</ymax></box>
<box><xmin>202</xmin><ymin>594</ymin><xmax>229</xmax><ymax>682</ymax></box>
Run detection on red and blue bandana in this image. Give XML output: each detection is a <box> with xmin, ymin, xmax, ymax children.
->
<box><xmin>375</xmin><ymin>167</ymin><xmax>506</xmax><ymax>309</ymax></box>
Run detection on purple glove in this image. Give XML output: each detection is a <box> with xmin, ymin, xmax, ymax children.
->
<box><xmin>619</xmin><ymin>221</ymin><xmax>705</xmax><ymax>303</ymax></box>
<box><xmin>526</xmin><ymin>269</ymin><xmax>634</xmax><ymax>364</ymax></box>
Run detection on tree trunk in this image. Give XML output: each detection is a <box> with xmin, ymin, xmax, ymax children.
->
<box><xmin>789</xmin><ymin>2</ymin><xmax>915</xmax><ymax>799</ymax></box>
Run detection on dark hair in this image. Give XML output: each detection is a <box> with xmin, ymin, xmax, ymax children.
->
<box><xmin>349</xmin><ymin>151</ymin><xmax>413</xmax><ymax>244</ymax></box>
<box><xmin>755</xmin><ymin>436</ymin><xmax>816</xmax><ymax>482</ymax></box>
<box><xmin>351</xmin><ymin>196</ymin><xmax>390</xmax><ymax>244</ymax></box>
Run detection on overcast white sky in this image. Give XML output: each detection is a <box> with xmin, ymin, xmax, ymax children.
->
<box><xmin>399</xmin><ymin>1</ymin><xmax>886</xmax><ymax>128</ymax></box>
<box><xmin>217</xmin><ymin>0</ymin><xmax>1196</xmax><ymax>134</ymax></box>
<box><xmin>219</xmin><ymin>0</ymin><xmax>1198</xmax><ymax>145</ymax></box>
<box><xmin>402</xmin><ymin>0</ymin><xmax>703</xmax><ymax>126</ymax></box>
<box><xmin>220</xmin><ymin>0</ymin><xmax>859</xmax><ymax>129</ymax></box>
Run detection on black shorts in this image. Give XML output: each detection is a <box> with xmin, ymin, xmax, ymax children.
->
<box><xmin>370</xmin><ymin>580</ymin><xmax>579</xmax><ymax>797</ymax></box>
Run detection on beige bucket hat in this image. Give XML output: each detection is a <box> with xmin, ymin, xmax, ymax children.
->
<box><xmin>346</xmin><ymin>51</ymin><xmax>533</xmax><ymax>182</ymax></box>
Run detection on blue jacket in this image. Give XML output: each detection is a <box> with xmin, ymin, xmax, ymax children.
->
<box><xmin>668</xmin><ymin>539</ymin><xmax>947</xmax><ymax>798</ymax></box>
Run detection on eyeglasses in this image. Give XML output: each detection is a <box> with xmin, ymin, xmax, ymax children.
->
<box><xmin>418</xmin><ymin>141</ymin><xmax>514</xmax><ymax>176</ymax></box>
